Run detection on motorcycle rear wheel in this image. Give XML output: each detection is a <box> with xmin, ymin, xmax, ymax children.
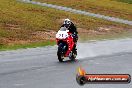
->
<box><xmin>70</xmin><ymin>49</ymin><xmax>77</xmax><ymax>61</ymax></box>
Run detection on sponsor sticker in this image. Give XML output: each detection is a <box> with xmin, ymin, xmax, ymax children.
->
<box><xmin>76</xmin><ymin>67</ymin><xmax>131</xmax><ymax>85</ymax></box>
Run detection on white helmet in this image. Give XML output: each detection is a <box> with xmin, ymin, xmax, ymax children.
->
<box><xmin>63</xmin><ymin>18</ymin><xmax>71</xmax><ymax>25</ymax></box>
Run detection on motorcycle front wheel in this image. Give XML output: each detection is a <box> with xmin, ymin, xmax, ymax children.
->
<box><xmin>57</xmin><ymin>43</ymin><xmax>66</xmax><ymax>62</ymax></box>
<box><xmin>57</xmin><ymin>51</ymin><xmax>64</xmax><ymax>62</ymax></box>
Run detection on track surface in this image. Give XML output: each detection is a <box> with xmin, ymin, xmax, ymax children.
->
<box><xmin>0</xmin><ymin>38</ymin><xmax>132</xmax><ymax>88</ymax></box>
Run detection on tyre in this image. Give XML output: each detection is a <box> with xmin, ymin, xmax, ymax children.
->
<box><xmin>70</xmin><ymin>49</ymin><xmax>77</xmax><ymax>61</ymax></box>
<box><xmin>57</xmin><ymin>43</ymin><xmax>66</xmax><ymax>62</ymax></box>
<box><xmin>57</xmin><ymin>51</ymin><xmax>64</xmax><ymax>62</ymax></box>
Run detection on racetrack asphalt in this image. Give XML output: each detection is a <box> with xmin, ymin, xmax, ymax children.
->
<box><xmin>0</xmin><ymin>38</ymin><xmax>132</xmax><ymax>88</ymax></box>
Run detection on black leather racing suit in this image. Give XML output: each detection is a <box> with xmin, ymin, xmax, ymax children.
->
<box><xmin>61</xmin><ymin>22</ymin><xmax>78</xmax><ymax>48</ymax></box>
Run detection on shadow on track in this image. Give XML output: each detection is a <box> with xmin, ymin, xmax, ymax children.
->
<box><xmin>57</xmin><ymin>59</ymin><xmax>79</xmax><ymax>64</ymax></box>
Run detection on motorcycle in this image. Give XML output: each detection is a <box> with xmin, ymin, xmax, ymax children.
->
<box><xmin>56</xmin><ymin>27</ymin><xmax>77</xmax><ymax>62</ymax></box>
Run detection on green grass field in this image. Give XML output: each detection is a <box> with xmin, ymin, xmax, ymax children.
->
<box><xmin>115</xmin><ymin>0</ymin><xmax>132</xmax><ymax>4</ymax></box>
<box><xmin>0</xmin><ymin>40</ymin><xmax>55</xmax><ymax>51</ymax></box>
<box><xmin>0</xmin><ymin>0</ymin><xmax>132</xmax><ymax>50</ymax></box>
<box><xmin>34</xmin><ymin>0</ymin><xmax>132</xmax><ymax>20</ymax></box>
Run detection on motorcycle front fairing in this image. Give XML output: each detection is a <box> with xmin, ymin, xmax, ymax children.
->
<box><xmin>56</xmin><ymin>27</ymin><xmax>74</xmax><ymax>57</ymax></box>
<box><xmin>65</xmin><ymin>33</ymin><xmax>75</xmax><ymax>57</ymax></box>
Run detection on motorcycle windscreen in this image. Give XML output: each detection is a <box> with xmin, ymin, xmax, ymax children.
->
<box><xmin>56</xmin><ymin>27</ymin><xmax>69</xmax><ymax>39</ymax></box>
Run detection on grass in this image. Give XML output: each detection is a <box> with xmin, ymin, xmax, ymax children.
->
<box><xmin>0</xmin><ymin>0</ymin><xmax>132</xmax><ymax>51</ymax></box>
<box><xmin>34</xmin><ymin>0</ymin><xmax>132</xmax><ymax>20</ymax></box>
<box><xmin>0</xmin><ymin>40</ymin><xmax>55</xmax><ymax>51</ymax></box>
<box><xmin>114</xmin><ymin>0</ymin><xmax>132</xmax><ymax>4</ymax></box>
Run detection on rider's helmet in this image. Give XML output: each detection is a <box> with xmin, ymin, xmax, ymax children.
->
<box><xmin>63</xmin><ymin>18</ymin><xmax>71</xmax><ymax>28</ymax></box>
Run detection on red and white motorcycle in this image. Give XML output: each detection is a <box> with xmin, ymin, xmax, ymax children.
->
<box><xmin>56</xmin><ymin>27</ymin><xmax>77</xmax><ymax>62</ymax></box>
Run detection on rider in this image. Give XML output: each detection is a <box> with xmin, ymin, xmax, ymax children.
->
<box><xmin>61</xmin><ymin>18</ymin><xmax>78</xmax><ymax>49</ymax></box>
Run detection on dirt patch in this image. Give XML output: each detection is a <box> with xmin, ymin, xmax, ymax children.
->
<box><xmin>31</xmin><ymin>30</ymin><xmax>56</xmax><ymax>41</ymax></box>
<box><xmin>0</xmin><ymin>25</ymin><xmax>131</xmax><ymax>46</ymax></box>
<box><xmin>78</xmin><ymin>26</ymin><xmax>132</xmax><ymax>41</ymax></box>
<box><xmin>0</xmin><ymin>28</ymin><xmax>57</xmax><ymax>46</ymax></box>
<box><xmin>4</xmin><ymin>23</ymin><xmax>21</xmax><ymax>30</ymax></box>
<box><xmin>78</xmin><ymin>26</ymin><xmax>128</xmax><ymax>35</ymax></box>
<box><xmin>0</xmin><ymin>38</ymin><xmax>31</xmax><ymax>46</ymax></box>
